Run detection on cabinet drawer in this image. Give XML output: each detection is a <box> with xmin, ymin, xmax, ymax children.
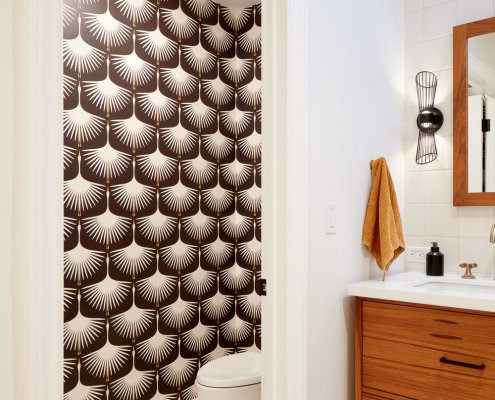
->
<box><xmin>364</xmin><ymin>336</ymin><xmax>495</xmax><ymax>380</ymax></box>
<box><xmin>363</xmin><ymin>356</ymin><xmax>495</xmax><ymax>400</ymax></box>
<box><xmin>363</xmin><ymin>301</ymin><xmax>495</xmax><ymax>360</ymax></box>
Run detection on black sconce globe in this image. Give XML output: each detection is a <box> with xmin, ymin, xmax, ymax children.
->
<box><xmin>416</xmin><ymin>106</ymin><xmax>444</xmax><ymax>133</ymax></box>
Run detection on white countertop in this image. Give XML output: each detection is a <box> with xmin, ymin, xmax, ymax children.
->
<box><xmin>348</xmin><ymin>271</ymin><xmax>495</xmax><ymax>313</ymax></box>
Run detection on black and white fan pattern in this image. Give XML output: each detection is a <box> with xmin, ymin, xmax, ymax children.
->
<box><xmin>63</xmin><ymin>0</ymin><xmax>262</xmax><ymax>399</ymax></box>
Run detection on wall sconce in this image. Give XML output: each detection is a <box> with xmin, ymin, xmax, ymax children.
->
<box><xmin>415</xmin><ymin>71</ymin><xmax>444</xmax><ymax>164</ymax></box>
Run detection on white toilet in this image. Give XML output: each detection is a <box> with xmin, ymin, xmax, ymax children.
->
<box><xmin>195</xmin><ymin>352</ymin><xmax>261</xmax><ymax>400</ymax></box>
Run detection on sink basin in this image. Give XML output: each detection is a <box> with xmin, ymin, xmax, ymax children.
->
<box><xmin>415</xmin><ymin>281</ymin><xmax>495</xmax><ymax>295</ymax></box>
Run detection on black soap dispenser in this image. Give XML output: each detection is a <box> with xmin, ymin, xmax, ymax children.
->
<box><xmin>426</xmin><ymin>242</ymin><xmax>444</xmax><ymax>276</ymax></box>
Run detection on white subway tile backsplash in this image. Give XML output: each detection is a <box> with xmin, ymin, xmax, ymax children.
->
<box><xmin>458</xmin><ymin>238</ymin><xmax>495</xmax><ymax>275</ymax></box>
<box><xmin>422</xmin><ymin>134</ymin><xmax>453</xmax><ymax>171</ymax></box>
<box><xmin>424</xmin><ymin>2</ymin><xmax>456</xmax><ymax>40</ymax></box>
<box><xmin>456</xmin><ymin>0</ymin><xmax>494</xmax><ymax>25</ymax></box>
<box><xmin>432</xmin><ymin>68</ymin><xmax>453</xmax><ymax>104</ymax></box>
<box><xmin>406</xmin><ymin>0</ymin><xmax>424</xmax><ymax>13</ymax></box>
<box><xmin>422</xmin><ymin>35</ymin><xmax>453</xmax><ymax>71</ymax></box>
<box><xmin>405</xmin><ymin>204</ymin><xmax>425</xmax><ymax>236</ymax></box>
<box><xmin>405</xmin><ymin>172</ymin><xmax>425</xmax><ymax>203</ymax></box>
<box><xmin>406</xmin><ymin>10</ymin><xmax>424</xmax><ymax>43</ymax></box>
<box><xmin>425</xmin><ymin>204</ymin><xmax>458</xmax><ymax>237</ymax></box>
<box><xmin>457</xmin><ymin>207</ymin><xmax>495</xmax><ymax>238</ymax></box>
<box><xmin>436</xmin><ymin>101</ymin><xmax>453</xmax><ymax>136</ymax></box>
<box><xmin>404</xmin><ymin>0</ymin><xmax>495</xmax><ymax>274</ymax></box>
<box><xmin>405</xmin><ymin>139</ymin><xmax>453</xmax><ymax>173</ymax></box>
<box><xmin>424</xmin><ymin>0</ymin><xmax>453</xmax><ymax>7</ymax></box>
<box><xmin>424</xmin><ymin>170</ymin><xmax>453</xmax><ymax>203</ymax></box>
<box><xmin>406</xmin><ymin>262</ymin><xmax>427</xmax><ymax>272</ymax></box>
<box><xmin>405</xmin><ymin>236</ymin><xmax>426</xmax><ymax>246</ymax></box>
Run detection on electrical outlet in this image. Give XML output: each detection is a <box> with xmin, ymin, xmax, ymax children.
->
<box><xmin>406</xmin><ymin>247</ymin><xmax>429</xmax><ymax>262</ymax></box>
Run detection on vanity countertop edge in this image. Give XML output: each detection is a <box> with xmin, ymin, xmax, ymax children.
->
<box><xmin>348</xmin><ymin>271</ymin><xmax>495</xmax><ymax>313</ymax></box>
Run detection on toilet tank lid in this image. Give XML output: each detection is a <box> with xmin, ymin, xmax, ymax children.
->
<box><xmin>196</xmin><ymin>352</ymin><xmax>261</xmax><ymax>388</ymax></box>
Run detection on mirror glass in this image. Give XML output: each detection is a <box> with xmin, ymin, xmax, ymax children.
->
<box><xmin>467</xmin><ymin>32</ymin><xmax>495</xmax><ymax>192</ymax></box>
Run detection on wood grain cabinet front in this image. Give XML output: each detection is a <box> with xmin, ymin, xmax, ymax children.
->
<box><xmin>355</xmin><ymin>298</ymin><xmax>495</xmax><ymax>400</ymax></box>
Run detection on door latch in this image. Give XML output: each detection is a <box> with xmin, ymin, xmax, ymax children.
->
<box><xmin>258</xmin><ymin>279</ymin><xmax>267</xmax><ymax>296</ymax></box>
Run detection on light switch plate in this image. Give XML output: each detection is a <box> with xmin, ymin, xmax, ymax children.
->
<box><xmin>325</xmin><ymin>203</ymin><xmax>336</xmax><ymax>234</ymax></box>
<box><xmin>406</xmin><ymin>246</ymin><xmax>429</xmax><ymax>262</ymax></box>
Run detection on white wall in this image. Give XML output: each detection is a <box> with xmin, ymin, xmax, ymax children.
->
<box><xmin>404</xmin><ymin>0</ymin><xmax>495</xmax><ymax>276</ymax></box>
<box><xmin>0</xmin><ymin>0</ymin><xmax>14</xmax><ymax>398</ymax></box>
<box><xmin>308</xmin><ymin>1</ymin><xmax>405</xmax><ymax>399</ymax></box>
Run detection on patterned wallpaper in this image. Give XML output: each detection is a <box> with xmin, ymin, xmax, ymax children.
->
<box><xmin>62</xmin><ymin>0</ymin><xmax>261</xmax><ymax>399</ymax></box>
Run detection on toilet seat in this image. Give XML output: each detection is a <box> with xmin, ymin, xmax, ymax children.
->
<box><xmin>196</xmin><ymin>352</ymin><xmax>261</xmax><ymax>388</ymax></box>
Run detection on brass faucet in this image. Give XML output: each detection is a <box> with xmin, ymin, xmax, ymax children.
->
<box><xmin>459</xmin><ymin>263</ymin><xmax>477</xmax><ymax>279</ymax></box>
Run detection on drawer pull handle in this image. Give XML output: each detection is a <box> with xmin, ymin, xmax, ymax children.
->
<box><xmin>440</xmin><ymin>357</ymin><xmax>486</xmax><ymax>370</ymax></box>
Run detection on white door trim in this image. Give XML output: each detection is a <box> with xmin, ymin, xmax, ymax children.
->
<box><xmin>0</xmin><ymin>1</ymin><xmax>14</xmax><ymax>398</ymax></box>
<box><xmin>262</xmin><ymin>0</ymin><xmax>309</xmax><ymax>398</ymax></box>
<box><xmin>11</xmin><ymin>0</ymin><xmax>63</xmax><ymax>399</ymax></box>
<box><xmin>285</xmin><ymin>0</ymin><xmax>310</xmax><ymax>398</ymax></box>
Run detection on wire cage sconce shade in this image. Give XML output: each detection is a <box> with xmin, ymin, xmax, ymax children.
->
<box><xmin>415</xmin><ymin>71</ymin><xmax>444</xmax><ymax>164</ymax></box>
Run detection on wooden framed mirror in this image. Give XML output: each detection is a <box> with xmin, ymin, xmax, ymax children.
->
<box><xmin>454</xmin><ymin>17</ymin><xmax>495</xmax><ymax>205</ymax></box>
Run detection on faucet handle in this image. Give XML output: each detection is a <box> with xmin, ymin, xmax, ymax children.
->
<box><xmin>459</xmin><ymin>263</ymin><xmax>477</xmax><ymax>279</ymax></box>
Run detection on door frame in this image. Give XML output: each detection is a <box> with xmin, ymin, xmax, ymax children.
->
<box><xmin>262</xmin><ymin>0</ymin><xmax>310</xmax><ymax>399</ymax></box>
<box><xmin>11</xmin><ymin>0</ymin><xmax>63</xmax><ymax>399</ymax></box>
<box><xmin>9</xmin><ymin>0</ymin><xmax>310</xmax><ymax>398</ymax></box>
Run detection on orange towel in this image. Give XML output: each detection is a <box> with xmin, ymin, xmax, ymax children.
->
<box><xmin>362</xmin><ymin>158</ymin><xmax>405</xmax><ymax>280</ymax></box>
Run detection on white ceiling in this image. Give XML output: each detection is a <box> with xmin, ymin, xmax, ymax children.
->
<box><xmin>215</xmin><ymin>0</ymin><xmax>260</xmax><ymax>8</ymax></box>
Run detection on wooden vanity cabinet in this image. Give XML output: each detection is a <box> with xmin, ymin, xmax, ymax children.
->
<box><xmin>355</xmin><ymin>298</ymin><xmax>495</xmax><ymax>400</ymax></box>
